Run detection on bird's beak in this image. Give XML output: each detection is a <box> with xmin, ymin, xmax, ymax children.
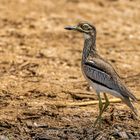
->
<box><xmin>64</xmin><ymin>26</ymin><xmax>77</xmax><ymax>30</ymax></box>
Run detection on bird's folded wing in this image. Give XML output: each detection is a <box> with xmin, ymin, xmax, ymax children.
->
<box><xmin>83</xmin><ymin>58</ymin><xmax>137</xmax><ymax>101</ymax></box>
<box><xmin>83</xmin><ymin>60</ymin><xmax>119</xmax><ymax>91</ymax></box>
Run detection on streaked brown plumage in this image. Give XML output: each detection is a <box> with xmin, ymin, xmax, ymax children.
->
<box><xmin>65</xmin><ymin>22</ymin><xmax>138</xmax><ymax>126</ymax></box>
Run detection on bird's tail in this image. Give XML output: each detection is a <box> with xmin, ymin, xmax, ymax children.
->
<box><xmin>122</xmin><ymin>97</ymin><xmax>138</xmax><ymax>117</ymax></box>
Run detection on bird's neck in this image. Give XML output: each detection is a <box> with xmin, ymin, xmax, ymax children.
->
<box><xmin>82</xmin><ymin>34</ymin><xmax>96</xmax><ymax>62</ymax></box>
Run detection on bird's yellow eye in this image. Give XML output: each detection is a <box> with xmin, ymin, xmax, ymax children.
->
<box><xmin>82</xmin><ymin>24</ymin><xmax>91</xmax><ymax>30</ymax></box>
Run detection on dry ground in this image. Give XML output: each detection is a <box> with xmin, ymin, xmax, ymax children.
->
<box><xmin>0</xmin><ymin>0</ymin><xmax>140</xmax><ymax>139</ymax></box>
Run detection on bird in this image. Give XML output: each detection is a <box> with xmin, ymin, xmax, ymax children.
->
<box><xmin>64</xmin><ymin>22</ymin><xmax>138</xmax><ymax>127</ymax></box>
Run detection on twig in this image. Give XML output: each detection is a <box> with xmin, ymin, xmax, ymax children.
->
<box><xmin>28</xmin><ymin>98</ymin><xmax>140</xmax><ymax>108</ymax></box>
<box><xmin>55</xmin><ymin>98</ymin><xmax>140</xmax><ymax>107</ymax></box>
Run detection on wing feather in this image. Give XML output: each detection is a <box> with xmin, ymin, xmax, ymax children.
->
<box><xmin>83</xmin><ymin>57</ymin><xmax>137</xmax><ymax>101</ymax></box>
<box><xmin>83</xmin><ymin>62</ymin><xmax>118</xmax><ymax>90</ymax></box>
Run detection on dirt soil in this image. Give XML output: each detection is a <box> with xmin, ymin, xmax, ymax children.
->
<box><xmin>0</xmin><ymin>0</ymin><xmax>140</xmax><ymax>140</ymax></box>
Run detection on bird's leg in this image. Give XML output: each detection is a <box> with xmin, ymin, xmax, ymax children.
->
<box><xmin>94</xmin><ymin>93</ymin><xmax>110</xmax><ymax>127</ymax></box>
<box><xmin>94</xmin><ymin>93</ymin><xmax>103</xmax><ymax>127</ymax></box>
<box><xmin>101</xmin><ymin>93</ymin><xmax>110</xmax><ymax>113</ymax></box>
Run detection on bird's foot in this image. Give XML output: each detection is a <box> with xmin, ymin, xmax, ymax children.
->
<box><xmin>93</xmin><ymin>115</ymin><xmax>102</xmax><ymax>128</ymax></box>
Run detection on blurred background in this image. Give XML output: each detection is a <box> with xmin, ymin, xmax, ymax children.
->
<box><xmin>0</xmin><ymin>0</ymin><xmax>140</xmax><ymax>139</ymax></box>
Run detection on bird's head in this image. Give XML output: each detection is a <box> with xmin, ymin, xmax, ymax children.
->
<box><xmin>65</xmin><ymin>22</ymin><xmax>96</xmax><ymax>39</ymax></box>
